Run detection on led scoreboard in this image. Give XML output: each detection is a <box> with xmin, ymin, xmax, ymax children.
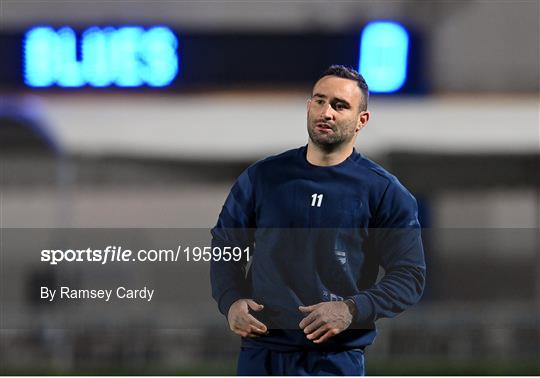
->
<box><xmin>0</xmin><ymin>21</ymin><xmax>425</xmax><ymax>93</ymax></box>
<box><xmin>24</xmin><ymin>26</ymin><xmax>178</xmax><ymax>87</ymax></box>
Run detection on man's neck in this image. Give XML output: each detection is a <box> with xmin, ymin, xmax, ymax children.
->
<box><xmin>306</xmin><ymin>141</ymin><xmax>354</xmax><ymax>167</ymax></box>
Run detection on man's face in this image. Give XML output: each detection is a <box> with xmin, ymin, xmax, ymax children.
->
<box><xmin>307</xmin><ymin>75</ymin><xmax>366</xmax><ymax>150</ymax></box>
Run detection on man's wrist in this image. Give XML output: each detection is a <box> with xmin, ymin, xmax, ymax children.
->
<box><xmin>344</xmin><ymin>298</ymin><xmax>357</xmax><ymax>317</ymax></box>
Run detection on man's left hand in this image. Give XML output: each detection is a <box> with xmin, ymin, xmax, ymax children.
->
<box><xmin>298</xmin><ymin>301</ymin><xmax>354</xmax><ymax>343</ymax></box>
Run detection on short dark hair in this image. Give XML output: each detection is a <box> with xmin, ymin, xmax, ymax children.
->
<box><xmin>317</xmin><ymin>65</ymin><xmax>369</xmax><ymax>111</ymax></box>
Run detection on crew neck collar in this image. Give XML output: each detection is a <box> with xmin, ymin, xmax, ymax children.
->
<box><xmin>300</xmin><ymin>144</ymin><xmax>358</xmax><ymax>169</ymax></box>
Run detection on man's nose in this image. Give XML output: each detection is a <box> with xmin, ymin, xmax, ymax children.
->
<box><xmin>321</xmin><ymin>104</ymin><xmax>334</xmax><ymax>120</ymax></box>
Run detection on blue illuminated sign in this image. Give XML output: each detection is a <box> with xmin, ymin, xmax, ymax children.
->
<box><xmin>359</xmin><ymin>21</ymin><xmax>409</xmax><ymax>93</ymax></box>
<box><xmin>24</xmin><ymin>26</ymin><xmax>179</xmax><ymax>88</ymax></box>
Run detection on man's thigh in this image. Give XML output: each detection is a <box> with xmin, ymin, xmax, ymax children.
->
<box><xmin>308</xmin><ymin>350</ymin><xmax>365</xmax><ymax>376</ymax></box>
<box><xmin>237</xmin><ymin>347</ymin><xmax>365</xmax><ymax>376</ymax></box>
<box><xmin>237</xmin><ymin>347</ymin><xmax>273</xmax><ymax>376</ymax></box>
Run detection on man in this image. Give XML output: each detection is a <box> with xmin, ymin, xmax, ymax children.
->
<box><xmin>211</xmin><ymin>65</ymin><xmax>425</xmax><ymax>375</ymax></box>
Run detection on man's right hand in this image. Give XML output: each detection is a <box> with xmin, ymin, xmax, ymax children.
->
<box><xmin>227</xmin><ymin>299</ymin><xmax>268</xmax><ymax>338</ymax></box>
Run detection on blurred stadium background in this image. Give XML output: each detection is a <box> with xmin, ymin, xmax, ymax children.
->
<box><xmin>1</xmin><ymin>0</ymin><xmax>539</xmax><ymax>375</ymax></box>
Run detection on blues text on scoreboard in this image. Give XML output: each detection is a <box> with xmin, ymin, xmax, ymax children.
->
<box><xmin>24</xmin><ymin>26</ymin><xmax>179</xmax><ymax>88</ymax></box>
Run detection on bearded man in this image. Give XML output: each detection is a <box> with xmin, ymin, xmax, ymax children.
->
<box><xmin>210</xmin><ymin>65</ymin><xmax>426</xmax><ymax>376</ymax></box>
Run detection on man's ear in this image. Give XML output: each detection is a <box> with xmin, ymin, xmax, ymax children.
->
<box><xmin>355</xmin><ymin>111</ymin><xmax>370</xmax><ymax>133</ymax></box>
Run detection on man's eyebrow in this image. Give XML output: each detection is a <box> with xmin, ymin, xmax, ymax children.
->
<box><xmin>334</xmin><ymin>97</ymin><xmax>351</xmax><ymax>107</ymax></box>
<box><xmin>312</xmin><ymin>93</ymin><xmax>351</xmax><ymax>107</ymax></box>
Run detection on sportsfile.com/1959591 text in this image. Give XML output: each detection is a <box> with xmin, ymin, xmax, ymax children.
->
<box><xmin>40</xmin><ymin>245</ymin><xmax>251</xmax><ymax>265</ymax></box>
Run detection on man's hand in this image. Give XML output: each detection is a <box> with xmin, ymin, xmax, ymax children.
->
<box><xmin>298</xmin><ymin>300</ymin><xmax>355</xmax><ymax>344</ymax></box>
<box><xmin>227</xmin><ymin>299</ymin><xmax>268</xmax><ymax>338</ymax></box>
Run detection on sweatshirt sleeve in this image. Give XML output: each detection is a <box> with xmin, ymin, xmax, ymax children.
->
<box><xmin>348</xmin><ymin>179</ymin><xmax>426</xmax><ymax>325</ymax></box>
<box><xmin>210</xmin><ymin>168</ymin><xmax>256</xmax><ymax>317</ymax></box>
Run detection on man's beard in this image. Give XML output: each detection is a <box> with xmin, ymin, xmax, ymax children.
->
<box><xmin>307</xmin><ymin>119</ymin><xmax>355</xmax><ymax>152</ymax></box>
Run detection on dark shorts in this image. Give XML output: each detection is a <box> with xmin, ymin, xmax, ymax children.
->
<box><xmin>237</xmin><ymin>346</ymin><xmax>365</xmax><ymax>376</ymax></box>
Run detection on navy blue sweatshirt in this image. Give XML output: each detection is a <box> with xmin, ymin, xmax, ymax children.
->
<box><xmin>210</xmin><ymin>145</ymin><xmax>425</xmax><ymax>351</ymax></box>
